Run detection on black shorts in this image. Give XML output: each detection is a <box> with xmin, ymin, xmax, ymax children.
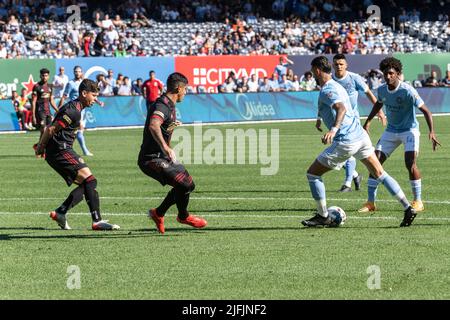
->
<box><xmin>138</xmin><ymin>154</ymin><xmax>192</xmax><ymax>187</ymax></box>
<box><xmin>46</xmin><ymin>149</ymin><xmax>88</xmax><ymax>186</ymax></box>
<box><xmin>36</xmin><ymin>110</ymin><xmax>52</xmax><ymax>128</ymax></box>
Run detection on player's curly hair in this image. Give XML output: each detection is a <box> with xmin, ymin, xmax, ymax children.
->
<box><xmin>379</xmin><ymin>57</ymin><xmax>403</xmax><ymax>74</ymax></box>
<box><xmin>311</xmin><ymin>56</ymin><xmax>332</xmax><ymax>74</ymax></box>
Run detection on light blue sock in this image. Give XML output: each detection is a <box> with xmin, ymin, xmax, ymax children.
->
<box><xmin>410</xmin><ymin>179</ymin><xmax>422</xmax><ymax>201</ymax></box>
<box><xmin>344</xmin><ymin>157</ymin><xmax>357</xmax><ymax>187</ymax></box>
<box><xmin>77</xmin><ymin>131</ymin><xmax>90</xmax><ymax>155</ymax></box>
<box><xmin>367</xmin><ymin>177</ymin><xmax>379</xmax><ymax>203</ymax></box>
<box><xmin>377</xmin><ymin>172</ymin><xmax>410</xmax><ymax>209</ymax></box>
<box><xmin>307</xmin><ymin>173</ymin><xmax>328</xmax><ymax>217</ymax></box>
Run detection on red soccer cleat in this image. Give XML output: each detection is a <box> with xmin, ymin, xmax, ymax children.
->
<box><xmin>148</xmin><ymin>208</ymin><xmax>165</xmax><ymax>234</ymax></box>
<box><xmin>176</xmin><ymin>214</ymin><xmax>207</xmax><ymax>229</ymax></box>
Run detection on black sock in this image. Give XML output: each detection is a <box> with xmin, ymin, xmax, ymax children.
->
<box><xmin>156</xmin><ymin>188</ymin><xmax>176</xmax><ymax>216</ymax></box>
<box><xmin>174</xmin><ymin>187</ymin><xmax>190</xmax><ymax>220</ymax></box>
<box><xmin>83</xmin><ymin>176</ymin><xmax>102</xmax><ymax>222</ymax></box>
<box><xmin>56</xmin><ymin>185</ymin><xmax>84</xmax><ymax>214</ymax></box>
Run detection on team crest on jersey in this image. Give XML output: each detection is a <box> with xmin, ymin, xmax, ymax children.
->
<box><xmin>326</xmin><ymin>92</ymin><xmax>333</xmax><ymax>98</ymax></box>
<box><xmin>79</xmin><ymin>157</ymin><xmax>85</xmax><ymax>164</ymax></box>
<box><xmin>63</xmin><ymin>115</ymin><xmax>72</xmax><ymax>125</ymax></box>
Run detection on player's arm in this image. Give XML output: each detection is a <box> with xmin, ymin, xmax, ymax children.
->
<box><xmin>419</xmin><ymin>104</ymin><xmax>441</xmax><ymax>151</ymax></box>
<box><xmin>315</xmin><ymin>113</ymin><xmax>322</xmax><ymax>132</ymax></box>
<box><xmin>362</xmin><ymin>101</ymin><xmax>383</xmax><ymax>134</ymax></box>
<box><xmin>142</xmin><ymin>85</ymin><xmax>147</xmax><ymax>99</ymax></box>
<box><xmin>50</xmin><ymin>93</ymin><xmax>58</xmax><ymax>112</ymax></box>
<box><xmin>365</xmin><ymin>89</ymin><xmax>386</xmax><ymax>126</ymax></box>
<box><xmin>149</xmin><ymin>117</ymin><xmax>176</xmax><ymax>161</ymax></box>
<box><xmin>58</xmin><ymin>94</ymin><xmax>67</xmax><ymax>108</ymax></box>
<box><xmin>35</xmin><ymin>121</ymin><xmax>63</xmax><ymax>156</ymax></box>
<box><xmin>322</xmin><ymin>102</ymin><xmax>346</xmax><ymax>144</ymax></box>
<box><xmin>31</xmin><ymin>93</ymin><xmax>37</xmax><ymax>124</ymax></box>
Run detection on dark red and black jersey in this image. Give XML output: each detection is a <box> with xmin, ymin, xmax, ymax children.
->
<box><xmin>139</xmin><ymin>94</ymin><xmax>177</xmax><ymax>158</ymax></box>
<box><xmin>32</xmin><ymin>81</ymin><xmax>53</xmax><ymax>115</ymax></box>
<box><xmin>46</xmin><ymin>99</ymin><xmax>83</xmax><ymax>153</ymax></box>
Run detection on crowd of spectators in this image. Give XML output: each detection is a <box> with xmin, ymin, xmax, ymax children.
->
<box><xmin>0</xmin><ymin>0</ymin><xmax>448</xmax><ymax>59</ymax></box>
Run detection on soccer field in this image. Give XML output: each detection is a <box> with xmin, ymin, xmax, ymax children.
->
<box><xmin>0</xmin><ymin>117</ymin><xmax>449</xmax><ymax>300</ymax></box>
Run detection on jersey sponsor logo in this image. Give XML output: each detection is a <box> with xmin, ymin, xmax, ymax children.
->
<box><xmin>235</xmin><ymin>94</ymin><xmax>276</xmax><ymax>120</ymax></box>
<box><xmin>63</xmin><ymin>115</ymin><xmax>72</xmax><ymax>125</ymax></box>
<box><xmin>78</xmin><ymin>157</ymin><xmax>85</xmax><ymax>164</ymax></box>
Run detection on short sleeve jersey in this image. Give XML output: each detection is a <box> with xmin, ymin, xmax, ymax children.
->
<box><xmin>46</xmin><ymin>99</ymin><xmax>83</xmax><ymax>152</ymax></box>
<box><xmin>318</xmin><ymin>79</ymin><xmax>364</xmax><ymax>143</ymax></box>
<box><xmin>332</xmin><ymin>71</ymin><xmax>368</xmax><ymax>118</ymax></box>
<box><xmin>377</xmin><ymin>82</ymin><xmax>425</xmax><ymax>133</ymax></box>
<box><xmin>32</xmin><ymin>81</ymin><xmax>53</xmax><ymax>115</ymax></box>
<box><xmin>139</xmin><ymin>95</ymin><xmax>177</xmax><ymax>157</ymax></box>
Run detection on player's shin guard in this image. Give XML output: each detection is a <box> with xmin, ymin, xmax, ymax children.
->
<box><xmin>344</xmin><ymin>157</ymin><xmax>357</xmax><ymax>187</ymax></box>
<box><xmin>156</xmin><ymin>188</ymin><xmax>176</xmax><ymax>216</ymax></box>
<box><xmin>306</xmin><ymin>173</ymin><xmax>328</xmax><ymax>217</ymax></box>
<box><xmin>83</xmin><ymin>175</ymin><xmax>102</xmax><ymax>222</ymax></box>
<box><xmin>367</xmin><ymin>177</ymin><xmax>379</xmax><ymax>203</ymax></box>
<box><xmin>76</xmin><ymin>131</ymin><xmax>91</xmax><ymax>155</ymax></box>
<box><xmin>377</xmin><ymin>172</ymin><xmax>410</xmax><ymax>209</ymax></box>
<box><xmin>57</xmin><ymin>185</ymin><xmax>84</xmax><ymax>214</ymax></box>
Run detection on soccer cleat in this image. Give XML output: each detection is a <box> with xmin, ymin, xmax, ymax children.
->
<box><xmin>301</xmin><ymin>213</ymin><xmax>333</xmax><ymax>227</ymax></box>
<box><xmin>358</xmin><ymin>201</ymin><xmax>376</xmax><ymax>213</ymax></box>
<box><xmin>92</xmin><ymin>220</ymin><xmax>120</xmax><ymax>230</ymax></box>
<box><xmin>400</xmin><ymin>206</ymin><xmax>417</xmax><ymax>227</ymax></box>
<box><xmin>353</xmin><ymin>174</ymin><xmax>363</xmax><ymax>191</ymax></box>
<box><xmin>411</xmin><ymin>200</ymin><xmax>424</xmax><ymax>212</ymax></box>
<box><xmin>49</xmin><ymin>211</ymin><xmax>71</xmax><ymax>230</ymax></box>
<box><xmin>148</xmin><ymin>208</ymin><xmax>165</xmax><ymax>234</ymax></box>
<box><xmin>339</xmin><ymin>185</ymin><xmax>352</xmax><ymax>192</ymax></box>
<box><xmin>176</xmin><ymin>214</ymin><xmax>207</xmax><ymax>229</ymax></box>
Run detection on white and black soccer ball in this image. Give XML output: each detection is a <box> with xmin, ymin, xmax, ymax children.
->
<box><xmin>327</xmin><ymin>206</ymin><xmax>347</xmax><ymax>227</ymax></box>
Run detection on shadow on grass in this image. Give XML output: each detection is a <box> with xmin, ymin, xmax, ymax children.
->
<box><xmin>0</xmin><ymin>230</ymin><xmax>163</xmax><ymax>241</ymax></box>
<box><xmin>190</xmin><ymin>208</ymin><xmax>311</xmax><ymax>213</ymax></box>
<box><xmin>194</xmin><ymin>190</ymin><xmax>311</xmax><ymax>194</ymax></box>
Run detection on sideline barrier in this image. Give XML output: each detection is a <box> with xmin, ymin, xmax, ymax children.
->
<box><xmin>2</xmin><ymin>88</ymin><xmax>450</xmax><ymax>132</ymax></box>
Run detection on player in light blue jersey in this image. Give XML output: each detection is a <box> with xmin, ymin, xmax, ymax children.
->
<box><xmin>58</xmin><ymin>66</ymin><xmax>102</xmax><ymax>157</ymax></box>
<box><xmin>331</xmin><ymin>54</ymin><xmax>386</xmax><ymax>192</ymax></box>
<box><xmin>359</xmin><ymin>57</ymin><xmax>440</xmax><ymax>213</ymax></box>
<box><xmin>302</xmin><ymin>56</ymin><xmax>416</xmax><ymax>228</ymax></box>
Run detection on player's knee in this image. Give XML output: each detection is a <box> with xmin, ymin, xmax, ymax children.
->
<box><xmin>83</xmin><ymin>175</ymin><xmax>97</xmax><ymax>188</ymax></box>
<box><xmin>176</xmin><ymin>175</ymin><xmax>195</xmax><ymax>194</ymax></box>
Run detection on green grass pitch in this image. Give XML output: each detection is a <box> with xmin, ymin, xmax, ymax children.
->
<box><xmin>0</xmin><ymin>117</ymin><xmax>449</xmax><ymax>299</ymax></box>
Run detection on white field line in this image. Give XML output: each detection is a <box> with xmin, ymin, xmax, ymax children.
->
<box><xmin>0</xmin><ymin>196</ymin><xmax>450</xmax><ymax>205</ymax></box>
<box><xmin>0</xmin><ymin>211</ymin><xmax>449</xmax><ymax>221</ymax></box>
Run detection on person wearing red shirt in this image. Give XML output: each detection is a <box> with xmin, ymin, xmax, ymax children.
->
<box><xmin>142</xmin><ymin>70</ymin><xmax>164</xmax><ymax>111</ymax></box>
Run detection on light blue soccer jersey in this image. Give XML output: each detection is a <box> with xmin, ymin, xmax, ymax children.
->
<box><xmin>63</xmin><ymin>79</ymin><xmax>82</xmax><ymax>100</ymax></box>
<box><xmin>377</xmin><ymin>82</ymin><xmax>424</xmax><ymax>133</ymax></box>
<box><xmin>318</xmin><ymin>79</ymin><xmax>364</xmax><ymax>143</ymax></box>
<box><xmin>332</xmin><ymin>71</ymin><xmax>368</xmax><ymax>118</ymax></box>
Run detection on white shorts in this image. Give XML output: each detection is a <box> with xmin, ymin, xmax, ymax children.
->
<box><xmin>317</xmin><ymin>132</ymin><xmax>374</xmax><ymax>170</ymax></box>
<box><xmin>375</xmin><ymin>129</ymin><xmax>420</xmax><ymax>157</ymax></box>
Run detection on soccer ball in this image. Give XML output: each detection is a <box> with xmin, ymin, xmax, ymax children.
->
<box><xmin>327</xmin><ymin>206</ymin><xmax>347</xmax><ymax>227</ymax></box>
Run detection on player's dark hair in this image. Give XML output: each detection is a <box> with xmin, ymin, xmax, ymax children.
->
<box><xmin>40</xmin><ymin>68</ymin><xmax>50</xmax><ymax>75</ymax></box>
<box><xmin>379</xmin><ymin>57</ymin><xmax>403</xmax><ymax>74</ymax></box>
<box><xmin>73</xmin><ymin>65</ymin><xmax>82</xmax><ymax>72</ymax></box>
<box><xmin>79</xmin><ymin>79</ymin><xmax>99</xmax><ymax>95</ymax></box>
<box><xmin>149</xmin><ymin>70</ymin><xmax>155</xmax><ymax>75</ymax></box>
<box><xmin>311</xmin><ymin>56</ymin><xmax>332</xmax><ymax>74</ymax></box>
<box><xmin>166</xmin><ymin>72</ymin><xmax>188</xmax><ymax>93</ymax></box>
<box><xmin>333</xmin><ymin>54</ymin><xmax>346</xmax><ymax>61</ymax></box>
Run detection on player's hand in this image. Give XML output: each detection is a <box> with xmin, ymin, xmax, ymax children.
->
<box><xmin>315</xmin><ymin>119</ymin><xmax>322</xmax><ymax>132</ymax></box>
<box><xmin>165</xmin><ymin>147</ymin><xmax>177</xmax><ymax>162</ymax></box>
<box><xmin>35</xmin><ymin>143</ymin><xmax>46</xmax><ymax>157</ymax></box>
<box><xmin>429</xmin><ymin>131</ymin><xmax>441</xmax><ymax>151</ymax></box>
<box><xmin>167</xmin><ymin>120</ymin><xmax>182</xmax><ymax>132</ymax></box>
<box><xmin>321</xmin><ymin>131</ymin><xmax>336</xmax><ymax>144</ymax></box>
<box><xmin>363</xmin><ymin>122</ymin><xmax>370</xmax><ymax>134</ymax></box>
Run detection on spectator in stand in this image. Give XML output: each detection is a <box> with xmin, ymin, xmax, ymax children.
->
<box><xmin>247</xmin><ymin>74</ymin><xmax>259</xmax><ymax>92</ymax></box>
<box><xmin>441</xmin><ymin>71</ymin><xmax>450</xmax><ymax>87</ymax></box>
<box><xmin>366</xmin><ymin>69</ymin><xmax>384</xmax><ymax>91</ymax></box>
<box><xmin>299</xmin><ymin>71</ymin><xmax>318</xmax><ymax>91</ymax></box>
<box><xmin>258</xmin><ymin>77</ymin><xmax>271</xmax><ymax>92</ymax></box>
<box><xmin>132</xmin><ymin>78</ymin><xmax>143</xmax><ymax>95</ymax></box>
<box><xmin>279</xmin><ymin>74</ymin><xmax>294</xmax><ymax>91</ymax></box>
<box><xmin>274</xmin><ymin>55</ymin><xmax>294</xmax><ymax>79</ymax></box>
<box><xmin>52</xmin><ymin>66</ymin><xmax>69</xmax><ymax>99</ymax></box>
<box><xmin>82</xmin><ymin>31</ymin><xmax>93</xmax><ymax>57</ymax></box>
<box><xmin>236</xmin><ymin>76</ymin><xmax>249</xmax><ymax>93</ymax></box>
<box><xmin>291</xmin><ymin>75</ymin><xmax>301</xmax><ymax>91</ymax></box>
<box><xmin>117</xmin><ymin>77</ymin><xmax>132</xmax><ymax>95</ymax></box>
<box><xmin>269</xmin><ymin>73</ymin><xmax>280</xmax><ymax>92</ymax></box>
<box><xmin>114</xmin><ymin>43</ymin><xmax>127</xmax><ymax>57</ymax></box>
<box><xmin>97</xmin><ymin>73</ymin><xmax>114</xmax><ymax>96</ymax></box>
<box><xmin>424</xmin><ymin>71</ymin><xmax>440</xmax><ymax>87</ymax></box>
<box><xmin>142</xmin><ymin>70</ymin><xmax>164</xmax><ymax>110</ymax></box>
<box><xmin>93</xmin><ymin>28</ymin><xmax>107</xmax><ymax>56</ymax></box>
<box><xmin>19</xmin><ymin>88</ymin><xmax>34</xmax><ymax>130</ymax></box>
<box><xmin>12</xmin><ymin>90</ymin><xmax>26</xmax><ymax>130</ymax></box>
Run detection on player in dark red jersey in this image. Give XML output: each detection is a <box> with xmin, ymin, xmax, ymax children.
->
<box><xmin>31</xmin><ymin>68</ymin><xmax>58</xmax><ymax>139</ymax></box>
<box><xmin>35</xmin><ymin>79</ymin><xmax>120</xmax><ymax>231</ymax></box>
<box><xmin>138</xmin><ymin>72</ymin><xmax>207</xmax><ymax>234</ymax></box>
